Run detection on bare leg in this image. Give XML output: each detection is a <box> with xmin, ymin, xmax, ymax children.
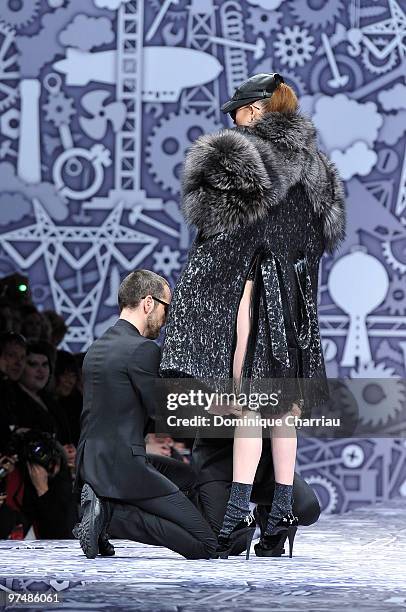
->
<box><xmin>217</xmin><ymin>280</ymin><xmax>262</xmax><ymax>541</ymax></box>
<box><xmin>261</xmin><ymin>404</ymin><xmax>302</xmax><ymax>538</ymax></box>
<box><xmin>270</xmin><ymin>410</ymin><xmax>299</xmax><ymax>485</ymax></box>
<box><xmin>232</xmin><ymin>280</ymin><xmax>262</xmax><ymax>484</ymax></box>
<box><xmin>231</xmin><ymin>277</ymin><xmax>302</xmax><ymax>484</ymax></box>
<box><xmin>232</xmin><ymin>279</ymin><xmax>254</xmax><ymax>394</ymax></box>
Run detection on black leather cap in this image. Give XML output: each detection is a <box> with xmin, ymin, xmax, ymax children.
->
<box><xmin>221</xmin><ymin>73</ymin><xmax>285</xmax><ymax>117</ymax></box>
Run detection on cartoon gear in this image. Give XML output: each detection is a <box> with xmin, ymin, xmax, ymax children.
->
<box><xmin>361</xmin><ymin>37</ymin><xmax>398</xmax><ymax>75</ymax></box>
<box><xmin>382</xmin><ymin>238</ymin><xmax>406</xmax><ymax>275</ymax></box>
<box><xmin>273</xmin><ymin>25</ymin><xmax>315</xmax><ymax>69</ymax></box>
<box><xmin>350</xmin><ymin>361</ymin><xmax>405</xmax><ymax>427</ymax></box>
<box><xmin>288</xmin><ymin>0</ymin><xmax>344</xmax><ymax>30</ymax></box>
<box><xmin>0</xmin><ymin>0</ymin><xmax>41</xmax><ymax>30</ymax></box>
<box><xmin>381</xmin><ymin>273</ymin><xmax>406</xmax><ymax>315</ymax></box>
<box><xmin>253</xmin><ymin>58</ymin><xmax>308</xmax><ymax>96</ymax></box>
<box><xmin>304</xmin><ymin>474</ymin><xmax>339</xmax><ymax>514</ymax></box>
<box><xmin>43</xmin><ymin>92</ymin><xmax>76</xmax><ymax>128</ymax></box>
<box><xmin>341</xmin><ymin>443</ymin><xmax>365</xmax><ymax>469</ymax></box>
<box><xmin>0</xmin><ymin>23</ymin><xmax>19</xmax><ymax>112</ymax></box>
<box><xmin>153</xmin><ymin>245</ymin><xmax>182</xmax><ymax>277</ymax></box>
<box><xmin>246</xmin><ymin>7</ymin><xmax>282</xmax><ymax>36</ymax></box>
<box><xmin>146</xmin><ymin>109</ymin><xmax>223</xmax><ymax>195</ymax></box>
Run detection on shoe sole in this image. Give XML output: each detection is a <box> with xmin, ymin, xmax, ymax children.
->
<box><xmin>81</xmin><ymin>486</ymin><xmax>115</xmax><ymax>557</ymax></box>
<box><xmin>78</xmin><ymin>484</ymin><xmax>105</xmax><ymax>560</ymax></box>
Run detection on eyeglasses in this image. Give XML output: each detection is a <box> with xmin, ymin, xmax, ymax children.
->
<box><xmin>141</xmin><ymin>295</ymin><xmax>170</xmax><ymax>316</ymax></box>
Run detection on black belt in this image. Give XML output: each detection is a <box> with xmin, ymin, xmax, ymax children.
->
<box><xmin>243</xmin><ymin>250</ymin><xmax>312</xmax><ymax>374</ymax></box>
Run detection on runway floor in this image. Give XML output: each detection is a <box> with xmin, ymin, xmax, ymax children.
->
<box><xmin>0</xmin><ymin>500</ymin><xmax>405</xmax><ymax>611</ymax></box>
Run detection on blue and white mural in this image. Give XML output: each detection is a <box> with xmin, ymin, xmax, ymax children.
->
<box><xmin>0</xmin><ymin>0</ymin><xmax>405</xmax><ymax>512</ymax></box>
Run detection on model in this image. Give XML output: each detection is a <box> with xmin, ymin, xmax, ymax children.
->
<box><xmin>160</xmin><ymin>73</ymin><xmax>346</xmax><ymax>558</ymax></box>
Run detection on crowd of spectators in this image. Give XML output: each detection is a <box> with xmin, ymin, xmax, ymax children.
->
<box><xmin>0</xmin><ymin>273</ymin><xmax>190</xmax><ymax>540</ymax></box>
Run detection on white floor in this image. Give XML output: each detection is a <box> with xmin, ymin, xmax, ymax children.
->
<box><xmin>0</xmin><ymin>500</ymin><xmax>405</xmax><ymax>611</ymax></box>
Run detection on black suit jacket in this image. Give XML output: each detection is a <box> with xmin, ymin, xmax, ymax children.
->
<box><xmin>74</xmin><ymin>319</ymin><xmax>178</xmax><ymax>501</ymax></box>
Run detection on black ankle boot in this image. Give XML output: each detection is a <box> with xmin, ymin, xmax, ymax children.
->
<box><xmin>254</xmin><ymin>511</ymin><xmax>299</xmax><ymax>558</ymax></box>
<box><xmin>217</xmin><ymin>512</ymin><xmax>256</xmax><ymax>560</ymax></box>
<box><xmin>253</xmin><ymin>505</ymin><xmax>286</xmax><ymax>557</ymax></box>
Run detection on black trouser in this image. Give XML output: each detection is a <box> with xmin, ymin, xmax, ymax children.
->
<box><xmin>197</xmin><ymin>471</ymin><xmax>321</xmax><ymax>535</ymax></box>
<box><xmin>107</xmin><ymin>455</ymin><xmax>217</xmax><ymax>560</ymax></box>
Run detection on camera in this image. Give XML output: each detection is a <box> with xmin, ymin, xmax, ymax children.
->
<box><xmin>6</xmin><ymin>430</ymin><xmax>63</xmax><ymax>474</ymax></box>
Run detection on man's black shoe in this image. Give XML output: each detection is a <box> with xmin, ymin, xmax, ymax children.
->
<box><xmin>74</xmin><ymin>490</ymin><xmax>115</xmax><ymax>557</ymax></box>
<box><xmin>79</xmin><ymin>483</ymin><xmax>108</xmax><ymax>559</ymax></box>
<box><xmin>73</xmin><ymin>523</ymin><xmax>115</xmax><ymax>557</ymax></box>
<box><xmin>98</xmin><ymin>531</ymin><xmax>115</xmax><ymax>557</ymax></box>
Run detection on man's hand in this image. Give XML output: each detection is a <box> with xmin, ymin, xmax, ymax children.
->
<box><xmin>145</xmin><ymin>433</ymin><xmax>171</xmax><ymax>457</ymax></box>
<box><xmin>27</xmin><ymin>462</ymin><xmax>49</xmax><ymax>497</ymax></box>
<box><xmin>0</xmin><ymin>455</ymin><xmax>17</xmax><ymax>476</ymax></box>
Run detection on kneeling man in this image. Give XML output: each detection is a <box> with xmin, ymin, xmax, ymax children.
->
<box><xmin>74</xmin><ymin>270</ymin><xmax>217</xmax><ymax>560</ymax></box>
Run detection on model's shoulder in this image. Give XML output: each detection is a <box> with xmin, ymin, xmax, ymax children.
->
<box><xmin>184</xmin><ymin>126</ymin><xmax>261</xmax><ymax>171</ymax></box>
<box><xmin>182</xmin><ymin>125</ymin><xmax>269</xmax><ymax>193</ymax></box>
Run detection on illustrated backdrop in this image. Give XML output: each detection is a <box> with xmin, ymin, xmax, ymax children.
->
<box><xmin>0</xmin><ymin>0</ymin><xmax>405</xmax><ymax>513</ymax></box>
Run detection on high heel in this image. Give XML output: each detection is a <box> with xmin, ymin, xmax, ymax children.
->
<box><xmin>254</xmin><ymin>512</ymin><xmax>298</xmax><ymax>558</ymax></box>
<box><xmin>217</xmin><ymin>512</ymin><xmax>256</xmax><ymax>559</ymax></box>
<box><xmin>286</xmin><ymin>523</ymin><xmax>297</xmax><ymax>558</ymax></box>
<box><xmin>253</xmin><ymin>505</ymin><xmax>286</xmax><ymax>556</ymax></box>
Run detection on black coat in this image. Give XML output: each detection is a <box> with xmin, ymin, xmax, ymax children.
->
<box><xmin>22</xmin><ymin>462</ymin><xmax>75</xmax><ymax>539</ymax></box>
<box><xmin>160</xmin><ymin>110</ymin><xmax>346</xmax><ymax>415</ymax></box>
<box><xmin>74</xmin><ymin>319</ymin><xmax>178</xmax><ymax>500</ymax></box>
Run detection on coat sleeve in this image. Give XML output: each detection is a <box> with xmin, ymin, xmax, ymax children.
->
<box><xmin>180</xmin><ymin>129</ymin><xmax>279</xmax><ymax>239</ymax></box>
<box><xmin>127</xmin><ymin>341</ymin><xmax>162</xmax><ymax>419</ymax></box>
<box><xmin>301</xmin><ymin>148</ymin><xmax>346</xmax><ymax>255</ymax></box>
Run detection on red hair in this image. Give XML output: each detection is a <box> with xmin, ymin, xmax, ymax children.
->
<box><xmin>261</xmin><ymin>82</ymin><xmax>298</xmax><ymax>113</ymax></box>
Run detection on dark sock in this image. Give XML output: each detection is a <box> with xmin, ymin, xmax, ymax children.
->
<box><xmin>219</xmin><ymin>481</ymin><xmax>252</xmax><ymax>539</ymax></box>
<box><xmin>264</xmin><ymin>482</ymin><xmax>293</xmax><ymax>535</ymax></box>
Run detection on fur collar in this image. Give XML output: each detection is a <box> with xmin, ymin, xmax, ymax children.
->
<box><xmin>239</xmin><ymin>109</ymin><xmax>317</xmax><ymax>152</ymax></box>
<box><xmin>181</xmin><ymin>110</ymin><xmax>346</xmax><ymax>253</ymax></box>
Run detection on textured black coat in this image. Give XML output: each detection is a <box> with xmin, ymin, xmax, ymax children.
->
<box><xmin>160</xmin><ymin>110</ymin><xmax>346</xmax><ymax>416</ymax></box>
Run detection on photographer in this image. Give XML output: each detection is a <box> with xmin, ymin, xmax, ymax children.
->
<box><xmin>0</xmin><ymin>454</ymin><xmax>21</xmax><ymax>539</ymax></box>
<box><xmin>0</xmin><ymin>431</ymin><xmax>76</xmax><ymax>539</ymax></box>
